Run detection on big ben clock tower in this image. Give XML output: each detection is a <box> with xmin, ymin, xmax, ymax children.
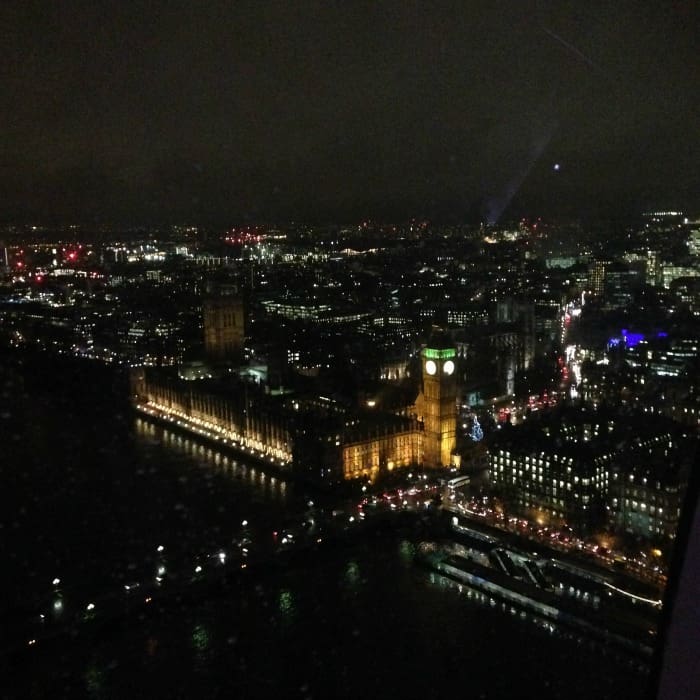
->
<box><xmin>420</xmin><ymin>333</ymin><xmax>458</xmax><ymax>468</ymax></box>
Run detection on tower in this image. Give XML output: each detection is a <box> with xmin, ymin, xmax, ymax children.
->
<box><xmin>203</xmin><ymin>284</ymin><xmax>245</xmax><ymax>363</ymax></box>
<box><xmin>420</xmin><ymin>331</ymin><xmax>458</xmax><ymax>468</ymax></box>
<box><xmin>588</xmin><ymin>260</ymin><xmax>609</xmax><ymax>298</ymax></box>
<box><xmin>646</xmin><ymin>250</ymin><xmax>661</xmax><ymax>286</ymax></box>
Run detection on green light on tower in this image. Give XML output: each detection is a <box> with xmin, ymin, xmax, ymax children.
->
<box><xmin>423</xmin><ymin>347</ymin><xmax>456</xmax><ymax>360</ymax></box>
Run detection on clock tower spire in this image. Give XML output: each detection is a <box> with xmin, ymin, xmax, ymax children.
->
<box><xmin>419</xmin><ymin>329</ymin><xmax>458</xmax><ymax>468</ymax></box>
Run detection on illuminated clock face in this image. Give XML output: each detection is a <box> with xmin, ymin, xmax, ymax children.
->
<box><xmin>425</xmin><ymin>360</ymin><xmax>437</xmax><ymax>375</ymax></box>
<box><xmin>443</xmin><ymin>359</ymin><xmax>455</xmax><ymax>375</ymax></box>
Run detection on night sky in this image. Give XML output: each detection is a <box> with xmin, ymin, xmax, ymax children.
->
<box><xmin>1</xmin><ymin>1</ymin><xmax>698</xmax><ymax>224</ymax></box>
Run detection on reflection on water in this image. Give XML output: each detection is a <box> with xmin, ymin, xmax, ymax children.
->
<box><xmin>344</xmin><ymin>561</ymin><xmax>361</xmax><ymax>590</ymax></box>
<box><xmin>135</xmin><ymin>417</ymin><xmax>291</xmax><ymax>503</ymax></box>
<box><xmin>278</xmin><ymin>589</ymin><xmax>296</xmax><ymax>620</ymax></box>
<box><xmin>398</xmin><ymin>539</ymin><xmax>415</xmax><ymax>566</ymax></box>
<box><xmin>192</xmin><ymin>624</ymin><xmax>211</xmax><ymax>652</ymax></box>
<box><xmin>3</xmin><ymin>371</ymin><xmax>652</xmax><ymax>700</ymax></box>
<box><xmin>83</xmin><ymin>664</ymin><xmax>106</xmax><ymax>699</ymax></box>
<box><xmin>425</xmin><ymin>568</ymin><xmax>649</xmax><ymax>676</ymax></box>
<box><xmin>11</xmin><ymin>537</ymin><xmax>650</xmax><ymax>700</ymax></box>
<box><xmin>191</xmin><ymin>623</ymin><xmax>211</xmax><ymax>673</ymax></box>
<box><xmin>2</xmin><ymin>400</ymin><xmax>304</xmax><ymax>610</ymax></box>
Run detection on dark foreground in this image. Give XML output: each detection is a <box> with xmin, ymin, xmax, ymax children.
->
<box><xmin>0</xmin><ymin>353</ymin><xmax>651</xmax><ymax>699</ymax></box>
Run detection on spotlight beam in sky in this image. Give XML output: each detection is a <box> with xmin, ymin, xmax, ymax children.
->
<box><xmin>542</xmin><ymin>27</ymin><xmax>599</xmax><ymax>71</ymax></box>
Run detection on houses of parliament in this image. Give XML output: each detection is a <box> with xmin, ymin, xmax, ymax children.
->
<box><xmin>130</xmin><ymin>293</ymin><xmax>458</xmax><ymax>483</ymax></box>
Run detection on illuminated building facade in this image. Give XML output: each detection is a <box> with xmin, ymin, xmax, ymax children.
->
<box><xmin>688</xmin><ymin>228</ymin><xmax>700</xmax><ymax>257</ymax></box>
<box><xmin>131</xmin><ymin>368</ymin><xmax>425</xmax><ymax>483</ymax></box>
<box><xmin>607</xmin><ymin>429</ymin><xmax>690</xmax><ymax>542</ymax></box>
<box><xmin>489</xmin><ymin>442</ymin><xmax>609</xmax><ymax>531</ymax></box>
<box><xmin>342</xmin><ymin>425</ymin><xmax>422</xmax><ymax>481</ymax></box>
<box><xmin>646</xmin><ymin>250</ymin><xmax>661</xmax><ymax>286</ymax></box>
<box><xmin>660</xmin><ymin>264</ymin><xmax>700</xmax><ymax>289</ymax></box>
<box><xmin>418</xmin><ymin>338</ymin><xmax>458</xmax><ymax>468</ymax></box>
<box><xmin>588</xmin><ymin>259</ymin><xmax>609</xmax><ymax>297</ymax></box>
<box><xmin>610</xmin><ymin>469</ymin><xmax>683</xmax><ymax>542</ymax></box>
<box><xmin>379</xmin><ymin>357</ymin><xmax>411</xmax><ymax>381</ymax></box>
<box><xmin>489</xmin><ymin>408</ymin><xmax>686</xmax><ymax>536</ymax></box>
<box><xmin>130</xmin><ymin>368</ymin><xmax>293</xmax><ymax>465</ymax></box>
<box><xmin>261</xmin><ymin>299</ymin><xmax>371</xmax><ymax>324</ymax></box>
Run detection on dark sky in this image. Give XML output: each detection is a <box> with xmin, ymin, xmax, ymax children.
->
<box><xmin>1</xmin><ymin>1</ymin><xmax>698</xmax><ymax>225</ymax></box>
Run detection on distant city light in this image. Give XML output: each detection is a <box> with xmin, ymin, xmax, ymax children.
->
<box><xmin>608</xmin><ymin>329</ymin><xmax>665</xmax><ymax>349</ymax></box>
<box><xmin>621</xmin><ymin>329</ymin><xmax>645</xmax><ymax>347</ymax></box>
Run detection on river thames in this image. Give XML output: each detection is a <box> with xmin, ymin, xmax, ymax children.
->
<box><xmin>1</xmin><ymin>356</ymin><xmax>651</xmax><ymax>699</ymax></box>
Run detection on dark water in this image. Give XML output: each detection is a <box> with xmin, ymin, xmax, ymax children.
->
<box><xmin>1</xmin><ymin>391</ymin><xmax>304</xmax><ymax>609</ymax></box>
<box><xmin>0</xmin><ymin>357</ymin><xmax>651</xmax><ymax>699</ymax></box>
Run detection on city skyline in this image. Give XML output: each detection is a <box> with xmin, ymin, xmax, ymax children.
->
<box><xmin>2</xmin><ymin>169</ymin><xmax>699</xmax><ymax>697</ymax></box>
<box><xmin>1</xmin><ymin>1</ymin><xmax>699</xmax><ymax>225</ymax></box>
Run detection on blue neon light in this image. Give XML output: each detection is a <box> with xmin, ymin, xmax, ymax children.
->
<box><xmin>620</xmin><ymin>329</ymin><xmax>644</xmax><ymax>347</ymax></box>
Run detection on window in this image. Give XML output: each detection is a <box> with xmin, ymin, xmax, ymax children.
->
<box><xmin>2</xmin><ymin>5</ymin><xmax>696</xmax><ymax>699</ymax></box>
